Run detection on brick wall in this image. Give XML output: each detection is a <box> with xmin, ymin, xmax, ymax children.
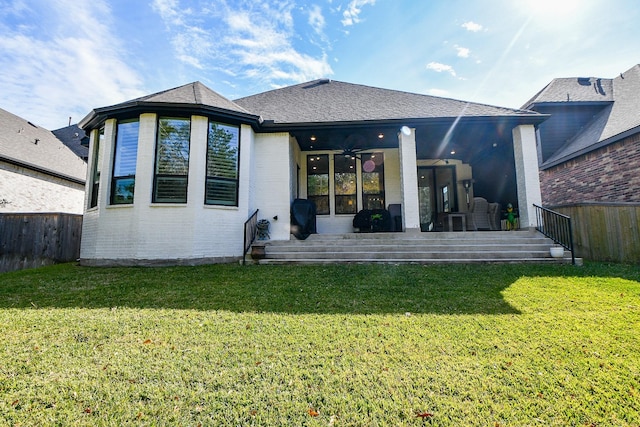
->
<box><xmin>540</xmin><ymin>133</ymin><xmax>640</xmax><ymax>206</ymax></box>
<box><xmin>81</xmin><ymin>115</ymin><xmax>287</xmax><ymax>265</ymax></box>
<box><xmin>0</xmin><ymin>163</ymin><xmax>85</xmax><ymax>214</ymax></box>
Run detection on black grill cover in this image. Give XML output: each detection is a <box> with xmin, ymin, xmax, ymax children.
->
<box><xmin>291</xmin><ymin>199</ymin><xmax>317</xmax><ymax>240</ymax></box>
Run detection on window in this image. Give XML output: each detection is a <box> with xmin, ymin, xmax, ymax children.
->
<box><xmin>334</xmin><ymin>154</ymin><xmax>357</xmax><ymax>214</ymax></box>
<box><xmin>361</xmin><ymin>152</ymin><xmax>385</xmax><ymax>210</ymax></box>
<box><xmin>153</xmin><ymin>117</ymin><xmax>191</xmax><ymax>203</ymax></box>
<box><xmin>89</xmin><ymin>127</ymin><xmax>104</xmax><ymax>208</ymax></box>
<box><xmin>111</xmin><ymin>120</ymin><xmax>139</xmax><ymax>205</ymax></box>
<box><xmin>307</xmin><ymin>154</ymin><xmax>329</xmax><ymax>215</ymax></box>
<box><xmin>205</xmin><ymin>122</ymin><xmax>240</xmax><ymax>206</ymax></box>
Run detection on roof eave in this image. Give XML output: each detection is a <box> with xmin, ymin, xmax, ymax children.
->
<box><xmin>527</xmin><ymin>100</ymin><xmax>613</xmax><ymax>110</ymax></box>
<box><xmin>257</xmin><ymin>114</ymin><xmax>549</xmax><ymax>132</ymax></box>
<box><xmin>540</xmin><ymin>124</ymin><xmax>640</xmax><ymax>170</ymax></box>
<box><xmin>0</xmin><ymin>154</ymin><xmax>86</xmax><ymax>185</ymax></box>
<box><xmin>79</xmin><ymin>101</ymin><xmax>262</xmax><ymax>131</ymax></box>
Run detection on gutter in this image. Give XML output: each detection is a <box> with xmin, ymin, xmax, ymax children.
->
<box><xmin>79</xmin><ymin>102</ymin><xmax>263</xmax><ymax>132</ymax></box>
<box><xmin>0</xmin><ymin>155</ymin><xmax>86</xmax><ymax>185</ymax></box>
<box><xmin>257</xmin><ymin>114</ymin><xmax>550</xmax><ymax>133</ymax></box>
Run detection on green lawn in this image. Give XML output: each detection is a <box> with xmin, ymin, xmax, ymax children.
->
<box><xmin>1</xmin><ymin>262</ymin><xmax>639</xmax><ymax>426</ymax></box>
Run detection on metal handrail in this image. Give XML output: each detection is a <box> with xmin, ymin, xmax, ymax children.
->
<box><xmin>533</xmin><ymin>204</ymin><xmax>575</xmax><ymax>265</ymax></box>
<box><xmin>242</xmin><ymin>209</ymin><xmax>259</xmax><ymax>265</ymax></box>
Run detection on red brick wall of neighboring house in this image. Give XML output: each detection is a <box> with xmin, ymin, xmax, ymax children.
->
<box><xmin>539</xmin><ymin>132</ymin><xmax>640</xmax><ymax>206</ymax></box>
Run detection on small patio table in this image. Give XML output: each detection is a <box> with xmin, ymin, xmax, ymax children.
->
<box><xmin>446</xmin><ymin>213</ymin><xmax>467</xmax><ymax>232</ymax></box>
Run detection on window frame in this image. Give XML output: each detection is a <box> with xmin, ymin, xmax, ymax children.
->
<box><xmin>89</xmin><ymin>126</ymin><xmax>104</xmax><ymax>208</ymax></box>
<box><xmin>153</xmin><ymin>116</ymin><xmax>191</xmax><ymax>204</ymax></box>
<box><xmin>306</xmin><ymin>154</ymin><xmax>330</xmax><ymax>215</ymax></box>
<box><xmin>361</xmin><ymin>152</ymin><xmax>385</xmax><ymax>210</ymax></box>
<box><xmin>204</xmin><ymin>120</ymin><xmax>241</xmax><ymax>207</ymax></box>
<box><xmin>110</xmin><ymin>119</ymin><xmax>139</xmax><ymax>205</ymax></box>
<box><xmin>333</xmin><ymin>154</ymin><xmax>358</xmax><ymax>214</ymax></box>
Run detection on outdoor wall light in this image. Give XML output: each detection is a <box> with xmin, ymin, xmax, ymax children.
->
<box><xmin>310</xmin><ymin>135</ymin><xmax>316</xmax><ymax>141</ymax></box>
<box><xmin>461</xmin><ymin>179</ymin><xmax>474</xmax><ymax>208</ymax></box>
<box><xmin>400</xmin><ymin>126</ymin><xmax>411</xmax><ymax>136</ymax></box>
<box><xmin>378</xmin><ymin>133</ymin><xmax>384</xmax><ymax>139</ymax></box>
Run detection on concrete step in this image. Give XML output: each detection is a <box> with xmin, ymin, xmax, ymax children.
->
<box><xmin>257</xmin><ymin>257</ymin><xmax>574</xmax><ymax>265</ymax></box>
<box><xmin>249</xmin><ymin>231</ymin><xmax>578</xmax><ymax>265</ymax></box>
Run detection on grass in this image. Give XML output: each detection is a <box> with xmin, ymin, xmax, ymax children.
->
<box><xmin>0</xmin><ymin>262</ymin><xmax>639</xmax><ymax>426</ymax></box>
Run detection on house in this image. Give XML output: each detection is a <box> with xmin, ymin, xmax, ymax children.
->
<box><xmin>52</xmin><ymin>124</ymin><xmax>90</xmax><ymax>162</ymax></box>
<box><xmin>523</xmin><ymin>64</ymin><xmax>640</xmax><ymax>205</ymax></box>
<box><xmin>78</xmin><ymin>80</ymin><xmax>547</xmax><ymax>266</ymax></box>
<box><xmin>0</xmin><ymin>108</ymin><xmax>87</xmax><ymax>214</ymax></box>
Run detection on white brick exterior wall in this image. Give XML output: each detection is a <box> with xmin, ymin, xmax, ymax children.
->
<box><xmin>512</xmin><ymin>124</ymin><xmax>542</xmax><ymax>229</ymax></box>
<box><xmin>398</xmin><ymin>128</ymin><xmax>420</xmax><ymax>232</ymax></box>
<box><xmin>81</xmin><ymin>115</ymin><xmax>258</xmax><ymax>265</ymax></box>
<box><xmin>0</xmin><ymin>164</ymin><xmax>85</xmax><ymax>214</ymax></box>
<box><xmin>252</xmin><ymin>132</ymin><xmax>292</xmax><ymax>240</ymax></box>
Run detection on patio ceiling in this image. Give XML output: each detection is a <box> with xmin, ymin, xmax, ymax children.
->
<box><xmin>288</xmin><ymin>116</ymin><xmax>518</xmax><ymax>165</ymax></box>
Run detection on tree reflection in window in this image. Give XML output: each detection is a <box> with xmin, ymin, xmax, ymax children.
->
<box><xmin>362</xmin><ymin>152</ymin><xmax>385</xmax><ymax>210</ymax></box>
<box><xmin>334</xmin><ymin>154</ymin><xmax>357</xmax><ymax>214</ymax></box>
<box><xmin>154</xmin><ymin>117</ymin><xmax>190</xmax><ymax>203</ymax></box>
<box><xmin>307</xmin><ymin>154</ymin><xmax>329</xmax><ymax>215</ymax></box>
<box><xmin>206</xmin><ymin>122</ymin><xmax>239</xmax><ymax>206</ymax></box>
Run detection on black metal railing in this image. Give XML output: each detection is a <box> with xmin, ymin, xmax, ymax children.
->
<box><xmin>534</xmin><ymin>204</ymin><xmax>575</xmax><ymax>265</ymax></box>
<box><xmin>242</xmin><ymin>209</ymin><xmax>259</xmax><ymax>265</ymax></box>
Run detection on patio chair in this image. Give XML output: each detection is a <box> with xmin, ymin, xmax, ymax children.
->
<box><xmin>470</xmin><ymin>197</ymin><xmax>492</xmax><ymax>230</ymax></box>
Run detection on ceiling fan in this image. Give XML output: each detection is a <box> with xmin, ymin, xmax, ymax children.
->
<box><xmin>339</xmin><ymin>133</ymin><xmax>367</xmax><ymax>159</ymax></box>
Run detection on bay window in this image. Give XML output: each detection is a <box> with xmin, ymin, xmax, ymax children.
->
<box><xmin>89</xmin><ymin>126</ymin><xmax>104</xmax><ymax>208</ymax></box>
<box><xmin>111</xmin><ymin>120</ymin><xmax>139</xmax><ymax>205</ymax></box>
<box><xmin>153</xmin><ymin>117</ymin><xmax>191</xmax><ymax>203</ymax></box>
<box><xmin>205</xmin><ymin>121</ymin><xmax>240</xmax><ymax>206</ymax></box>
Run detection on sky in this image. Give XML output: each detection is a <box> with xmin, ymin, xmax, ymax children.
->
<box><xmin>1</xmin><ymin>0</ymin><xmax>639</xmax><ymax>130</ymax></box>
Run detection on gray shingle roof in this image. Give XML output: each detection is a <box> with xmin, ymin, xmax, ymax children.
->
<box><xmin>80</xmin><ymin>82</ymin><xmax>259</xmax><ymax>130</ymax></box>
<box><xmin>235</xmin><ymin>79</ymin><xmax>541</xmax><ymax>125</ymax></box>
<box><xmin>0</xmin><ymin>108</ymin><xmax>87</xmax><ymax>182</ymax></box>
<box><xmin>128</xmin><ymin>81</ymin><xmax>253</xmax><ymax>115</ymax></box>
<box><xmin>523</xmin><ymin>77</ymin><xmax>613</xmax><ymax>107</ymax></box>
<box><xmin>52</xmin><ymin>124</ymin><xmax>89</xmax><ymax>161</ymax></box>
<box><xmin>538</xmin><ymin>64</ymin><xmax>640</xmax><ymax>167</ymax></box>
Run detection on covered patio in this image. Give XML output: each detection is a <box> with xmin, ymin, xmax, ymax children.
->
<box><xmin>234</xmin><ymin>79</ymin><xmax>547</xmax><ymax>238</ymax></box>
<box><xmin>286</xmin><ymin>116</ymin><xmax>544</xmax><ymax>235</ymax></box>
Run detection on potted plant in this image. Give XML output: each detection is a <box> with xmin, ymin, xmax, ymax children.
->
<box><xmin>549</xmin><ymin>244</ymin><xmax>565</xmax><ymax>258</ymax></box>
<box><xmin>370</xmin><ymin>213</ymin><xmax>384</xmax><ymax>232</ymax></box>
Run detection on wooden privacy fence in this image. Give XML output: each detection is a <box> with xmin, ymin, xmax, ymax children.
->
<box><xmin>551</xmin><ymin>203</ymin><xmax>640</xmax><ymax>263</ymax></box>
<box><xmin>0</xmin><ymin>213</ymin><xmax>83</xmax><ymax>273</ymax></box>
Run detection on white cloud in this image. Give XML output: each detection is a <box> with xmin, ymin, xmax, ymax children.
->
<box><xmin>426</xmin><ymin>62</ymin><xmax>457</xmax><ymax>77</ymax></box>
<box><xmin>455</xmin><ymin>45</ymin><xmax>471</xmax><ymax>58</ymax></box>
<box><xmin>0</xmin><ymin>0</ymin><xmax>144</xmax><ymax>129</ymax></box>
<box><xmin>341</xmin><ymin>0</ymin><xmax>375</xmax><ymax>26</ymax></box>
<box><xmin>308</xmin><ymin>4</ymin><xmax>326</xmax><ymax>34</ymax></box>
<box><xmin>461</xmin><ymin>21</ymin><xmax>483</xmax><ymax>32</ymax></box>
<box><xmin>152</xmin><ymin>1</ymin><xmax>333</xmax><ymax>86</ymax></box>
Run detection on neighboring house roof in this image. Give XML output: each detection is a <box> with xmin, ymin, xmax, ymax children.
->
<box><xmin>523</xmin><ymin>77</ymin><xmax>613</xmax><ymax>106</ymax></box>
<box><xmin>52</xmin><ymin>124</ymin><xmax>89</xmax><ymax>161</ymax></box>
<box><xmin>0</xmin><ymin>108</ymin><xmax>87</xmax><ymax>184</ymax></box>
<box><xmin>526</xmin><ymin>64</ymin><xmax>640</xmax><ymax>169</ymax></box>
<box><xmin>235</xmin><ymin>79</ymin><xmax>543</xmax><ymax>126</ymax></box>
<box><xmin>80</xmin><ymin>81</ymin><xmax>261</xmax><ymax>130</ymax></box>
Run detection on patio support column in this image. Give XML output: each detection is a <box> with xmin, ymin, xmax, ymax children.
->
<box><xmin>398</xmin><ymin>127</ymin><xmax>420</xmax><ymax>232</ymax></box>
<box><xmin>512</xmin><ymin>124</ymin><xmax>542</xmax><ymax>229</ymax></box>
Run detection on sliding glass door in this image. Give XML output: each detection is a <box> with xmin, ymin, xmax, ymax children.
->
<box><xmin>417</xmin><ymin>166</ymin><xmax>457</xmax><ymax>231</ymax></box>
